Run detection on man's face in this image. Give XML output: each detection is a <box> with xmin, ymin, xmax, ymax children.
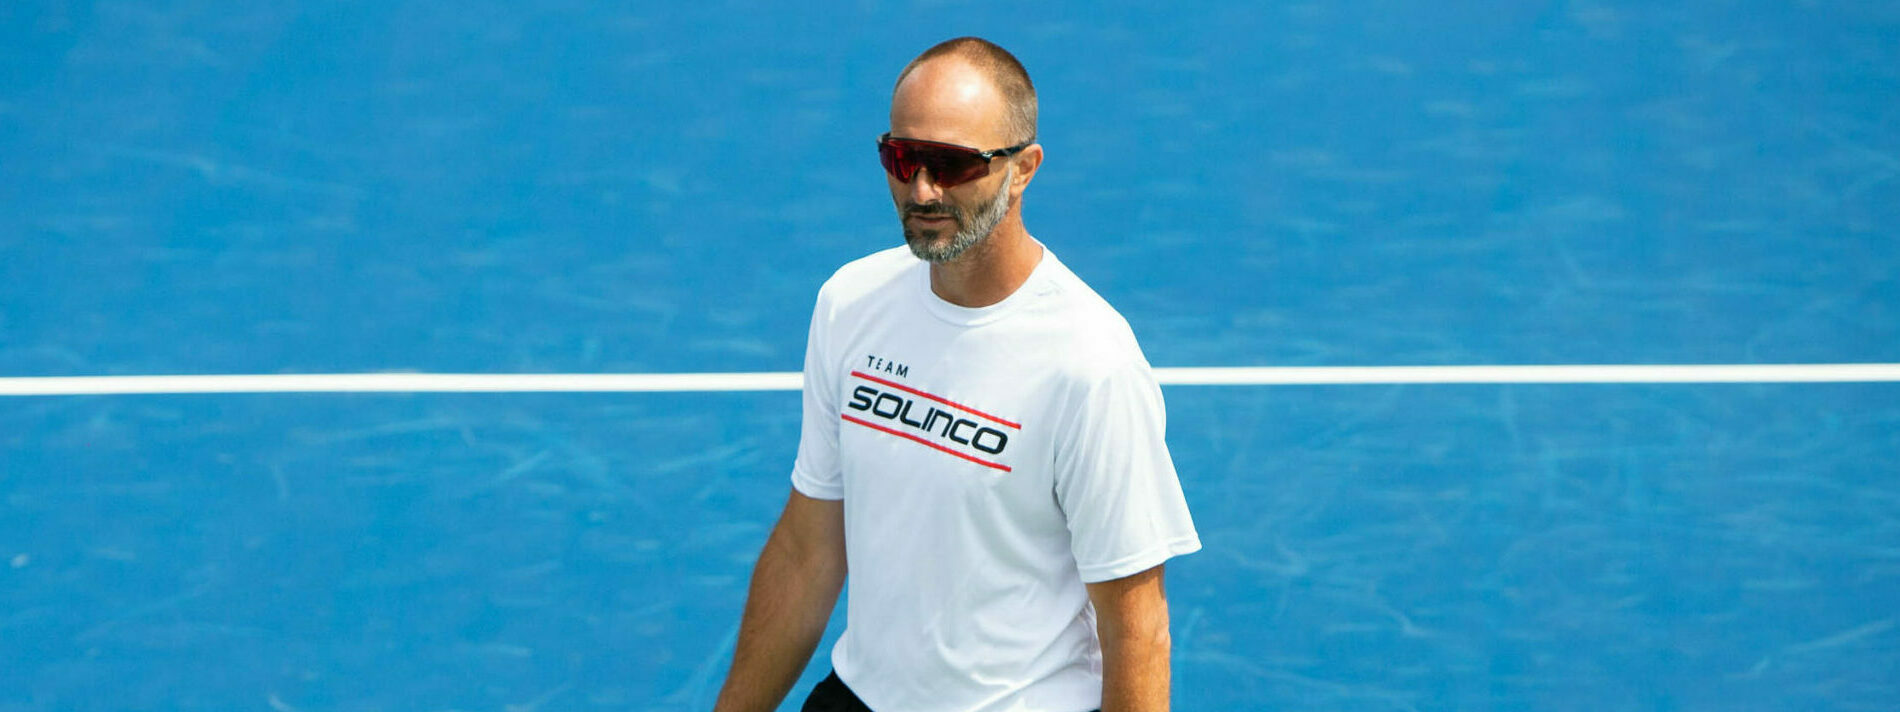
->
<box><xmin>885</xmin><ymin>59</ymin><xmax>1021</xmax><ymax>264</ymax></box>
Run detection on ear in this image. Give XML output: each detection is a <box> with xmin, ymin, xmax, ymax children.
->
<box><xmin>1009</xmin><ymin>143</ymin><xmax>1043</xmax><ymax>199</ymax></box>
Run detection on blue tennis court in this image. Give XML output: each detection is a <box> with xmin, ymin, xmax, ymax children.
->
<box><xmin>3</xmin><ymin>2</ymin><xmax>1896</xmax><ymax>710</ymax></box>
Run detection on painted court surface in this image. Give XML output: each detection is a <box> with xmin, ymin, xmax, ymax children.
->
<box><xmin>3</xmin><ymin>2</ymin><xmax>1897</xmax><ymax>710</ymax></box>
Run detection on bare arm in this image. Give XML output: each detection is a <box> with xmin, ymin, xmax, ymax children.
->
<box><xmin>1087</xmin><ymin>564</ymin><xmax>1172</xmax><ymax>712</ymax></box>
<box><xmin>712</xmin><ymin>489</ymin><xmax>847</xmax><ymax>712</ymax></box>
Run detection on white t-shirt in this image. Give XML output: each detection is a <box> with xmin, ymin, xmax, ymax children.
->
<box><xmin>790</xmin><ymin>244</ymin><xmax>1202</xmax><ymax>712</ymax></box>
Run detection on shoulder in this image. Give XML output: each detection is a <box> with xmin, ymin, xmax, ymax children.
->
<box><xmin>1038</xmin><ymin>253</ymin><xmax>1148</xmax><ymax>370</ymax></box>
<box><xmin>1034</xmin><ymin>263</ymin><xmax>1170</xmax><ymax>446</ymax></box>
<box><xmin>814</xmin><ymin>246</ymin><xmax>917</xmax><ymax>313</ymax></box>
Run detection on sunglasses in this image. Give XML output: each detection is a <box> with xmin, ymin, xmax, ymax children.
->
<box><xmin>877</xmin><ymin>133</ymin><xmax>1034</xmax><ymax>189</ymax></box>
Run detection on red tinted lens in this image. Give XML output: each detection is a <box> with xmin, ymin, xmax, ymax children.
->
<box><xmin>920</xmin><ymin>145</ymin><xmax>990</xmax><ymax>188</ymax></box>
<box><xmin>878</xmin><ymin>140</ymin><xmax>918</xmax><ymax>182</ymax></box>
<box><xmin>880</xmin><ymin>139</ymin><xmax>990</xmax><ymax>188</ymax></box>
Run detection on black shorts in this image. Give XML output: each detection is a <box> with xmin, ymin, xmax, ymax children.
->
<box><xmin>801</xmin><ymin>671</ymin><xmax>873</xmax><ymax>712</ymax></box>
<box><xmin>800</xmin><ymin>670</ymin><xmax>1100</xmax><ymax>712</ymax></box>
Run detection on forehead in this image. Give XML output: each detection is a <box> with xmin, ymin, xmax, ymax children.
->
<box><xmin>889</xmin><ymin>57</ymin><xmax>1010</xmax><ymax>149</ymax></box>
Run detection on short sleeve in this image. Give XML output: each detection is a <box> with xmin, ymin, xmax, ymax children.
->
<box><xmin>1054</xmin><ymin>357</ymin><xmax>1201</xmax><ymax>583</ymax></box>
<box><xmin>789</xmin><ymin>286</ymin><xmax>845</xmax><ymax>500</ymax></box>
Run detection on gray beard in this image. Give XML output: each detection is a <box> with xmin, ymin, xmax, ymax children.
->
<box><xmin>902</xmin><ymin>166</ymin><xmax>1013</xmax><ymax>264</ymax></box>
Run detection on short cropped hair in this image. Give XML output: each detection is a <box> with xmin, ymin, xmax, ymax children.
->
<box><xmin>894</xmin><ymin>37</ymin><xmax>1037</xmax><ymax>146</ymax></box>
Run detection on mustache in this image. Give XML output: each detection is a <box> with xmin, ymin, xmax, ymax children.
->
<box><xmin>903</xmin><ymin>202</ymin><xmax>957</xmax><ymax>219</ymax></box>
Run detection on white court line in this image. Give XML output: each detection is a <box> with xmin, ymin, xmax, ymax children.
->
<box><xmin>1153</xmin><ymin>363</ymin><xmax>1900</xmax><ymax>385</ymax></box>
<box><xmin>2</xmin><ymin>364</ymin><xmax>1899</xmax><ymax>395</ymax></box>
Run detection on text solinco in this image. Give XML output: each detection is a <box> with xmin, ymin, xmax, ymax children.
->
<box><xmin>846</xmin><ymin>385</ymin><xmax>1010</xmax><ymax>455</ymax></box>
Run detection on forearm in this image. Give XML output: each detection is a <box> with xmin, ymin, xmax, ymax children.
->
<box><xmin>1099</xmin><ymin>613</ymin><xmax>1172</xmax><ymax>712</ymax></box>
<box><xmin>713</xmin><ymin>500</ymin><xmax>847</xmax><ymax>712</ymax></box>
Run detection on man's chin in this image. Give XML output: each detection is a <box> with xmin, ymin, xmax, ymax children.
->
<box><xmin>905</xmin><ymin>232</ymin><xmax>958</xmax><ymax>263</ymax></box>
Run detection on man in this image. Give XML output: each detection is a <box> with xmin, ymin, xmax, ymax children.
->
<box><xmin>713</xmin><ymin>37</ymin><xmax>1200</xmax><ymax>712</ymax></box>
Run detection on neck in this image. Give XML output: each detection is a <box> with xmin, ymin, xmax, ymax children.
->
<box><xmin>927</xmin><ymin>212</ymin><xmax>1042</xmax><ymax>308</ymax></box>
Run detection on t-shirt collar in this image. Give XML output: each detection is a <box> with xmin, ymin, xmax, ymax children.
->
<box><xmin>914</xmin><ymin>239</ymin><xmax>1052</xmax><ymax>327</ymax></box>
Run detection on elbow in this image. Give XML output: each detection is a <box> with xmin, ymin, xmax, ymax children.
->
<box><xmin>1099</xmin><ymin>606</ymin><xmax>1172</xmax><ymax>653</ymax></box>
<box><xmin>1138</xmin><ymin>614</ymin><xmax>1174</xmax><ymax>653</ymax></box>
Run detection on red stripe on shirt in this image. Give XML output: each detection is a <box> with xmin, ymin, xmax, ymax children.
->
<box><xmin>841</xmin><ymin>414</ymin><xmax>1012</xmax><ymax>472</ymax></box>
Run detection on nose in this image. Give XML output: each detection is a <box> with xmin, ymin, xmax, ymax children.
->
<box><xmin>905</xmin><ymin>167</ymin><xmax>944</xmax><ymax>205</ymax></box>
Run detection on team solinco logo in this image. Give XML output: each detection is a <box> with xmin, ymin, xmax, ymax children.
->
<box><xmin>841</xmin><ymin>370</ymin><xmax>1019</xmax><ymax>472</ymax></box>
